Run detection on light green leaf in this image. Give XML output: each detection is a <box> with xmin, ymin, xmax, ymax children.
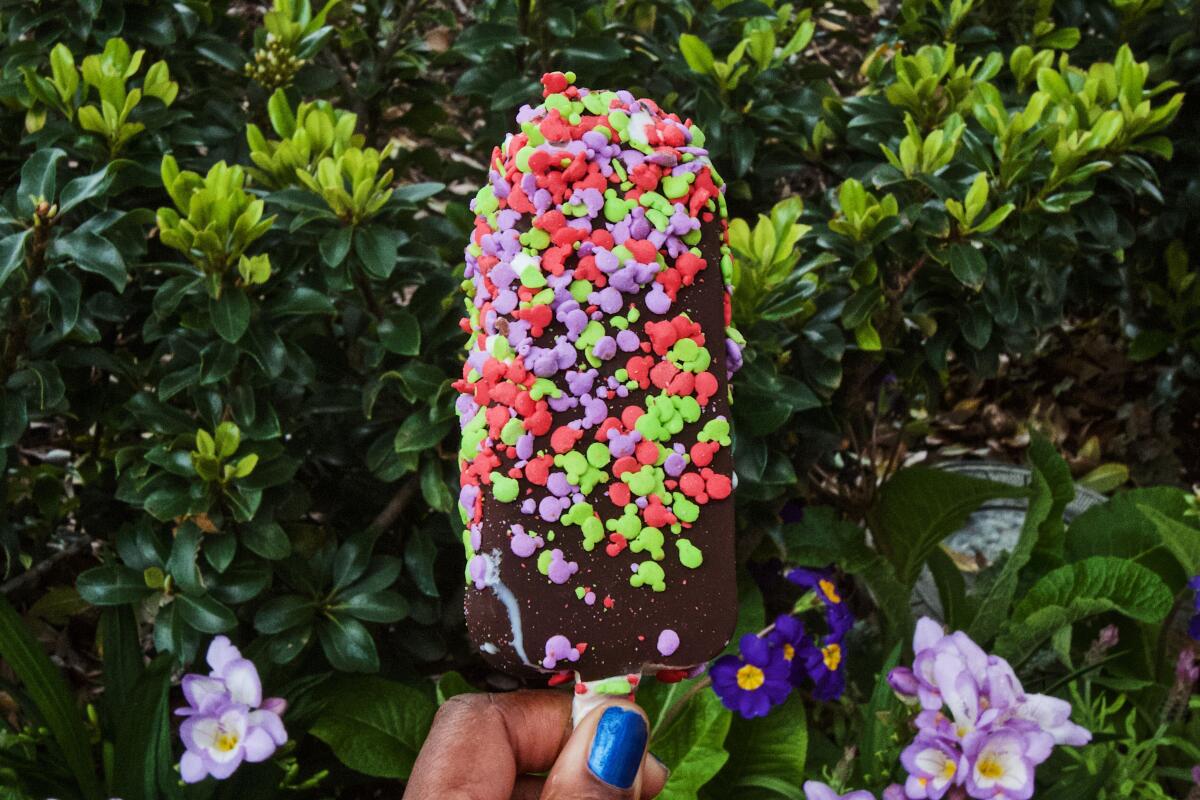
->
<box><xmin>679</xmin><ymin>34</ymin><xmax>716</xmax><ymax>76</ymax></box>
<box><xmin>995</xmin><ymin>557</ymin><xmax>1173</xmax><ymax>664</ymax></box>
<box><xmin>649</xmin><ymin>685</ymin><xmax>732</xmax><ymax>800</ymax></box>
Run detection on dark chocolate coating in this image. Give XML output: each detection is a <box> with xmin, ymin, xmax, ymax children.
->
<box><xmin>465</xmin><ymin>223</ymin><xmax>736</xmax><ymax>681</ymax></box>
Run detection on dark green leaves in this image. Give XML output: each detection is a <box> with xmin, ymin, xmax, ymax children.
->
<box><xmin>0</xmin><ymin>595</ymin><xmax>102</xmax><ymax>800</ymax></box>
<box><xmin>948</xmin><ymin>242</ymin><xmax>986</xmax><ymax>290</ymax></box>
<box><xmin>0</xmin><ymin>229</ymin><xmax>31</xmax><ymax>287</ymax></box>
<box><xmin>354</xmin><ymin>225</ymin><xmax>398</xmax><ymax>280</ymax></box>
<box><xmin>310</xmin><ymin>676</ymin><xmax>436</xmax><ymax>778</ymax></box>
<box><xmin>48</xmin><ymin>230</ymin><xmax>128</xmax><ymax>291</ymax></box>
<box><xmin>77</xmin><ymin>564</ymin><xmax>153</xmax><ymax>605</ymax></box>
<box><xmin>210</xmin><ymin>290</ymin><xmax>251</xmax><ymax>343</ymax></box>
<box><xmin>378</xmin><ymin>310</ymin><xmax>421</xmax><ymax>356</ymax></box>
<box><xmin>868</xmin><ymin>467</ymin><xmax>1027</xmax><ymax>587</ymax></box>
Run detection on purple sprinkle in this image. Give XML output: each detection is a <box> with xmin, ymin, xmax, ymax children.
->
<box><xmin>657</xmin><ymin>629</ymin><xmax>680</xmax><ymax>657</ymax></box>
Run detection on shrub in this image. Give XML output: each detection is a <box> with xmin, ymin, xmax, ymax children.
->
<box><xmin>0</xmin><ymin>0</ymin><xmax>1196</xmax><ymax>798</ymax></box>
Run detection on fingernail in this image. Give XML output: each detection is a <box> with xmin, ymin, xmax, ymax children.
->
<box><xmin>587</xmin><ymin>707</ymin><xmax>648</xmax><ymax>789</ymax></box>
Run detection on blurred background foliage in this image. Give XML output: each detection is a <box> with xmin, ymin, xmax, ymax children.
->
<box><xmin>0</xmin><ymin>0</ymin><xmax>1196</xmax><ymax>797</ymax></box>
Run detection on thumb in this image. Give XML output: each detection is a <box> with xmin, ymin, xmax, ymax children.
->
<box><xmin>539</xmin><ymin>699</ymin><xmax>667</xmax><ymax>799</ymax></box>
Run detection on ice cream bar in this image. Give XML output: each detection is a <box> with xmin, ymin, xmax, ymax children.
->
<box><xmin>455</xmin><ymin>72</ymin><xmax>744</xmax><ymax>689</ymax></box>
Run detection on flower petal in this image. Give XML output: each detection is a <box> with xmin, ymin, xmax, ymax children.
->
<box><xmin>180</xmin><ymin>750</ymin><xmax>208</xmax><ymax>784</ymax></box>
<box><xmin>181</xmin><ymin>675</ymin><xmax>228</xmax><ymax>715</ymax></box>
<box><xmin>248</xmin><ymin>709</ymin><xmax>288</xmax><ymax>746</ymax></box>
<box><xmin>801</xmin><ymin>780</ymin><xmax>840</xmax><ymax>800</ymax></box>
<box><xmin>241</xmin><ymin>726</ymin><xmax>277</xmax><ymax>763</ymax></box>
<box><xmin>222</xmin><ymin>658</ymin><xmax>263</xmax><ymax>708</ymax></box>
<box><xmin>206</xmin><ymin>635</ymin><xmax>242</xmax><ymax>676</ymax></box>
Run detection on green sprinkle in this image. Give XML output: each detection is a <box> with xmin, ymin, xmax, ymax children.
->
<box><xmin>630</xmin><ymin>561</ymin><xmax>666</xmax><ymax>591</ymax></box>
<box><xmin>676</xmin><ymin>539</ymin><xmax>703</xmax><ymax>569</ymax></box>
<box><xmin>491</xmin><ymin>472</ymin><xmax>519</xmax><ymax>503</ymax></box>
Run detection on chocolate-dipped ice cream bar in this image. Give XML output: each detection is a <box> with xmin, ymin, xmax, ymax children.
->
<box><xmin>455</xmin><ymin>72</ymin><xmax>744</xmax><ymax>694</ymax></box>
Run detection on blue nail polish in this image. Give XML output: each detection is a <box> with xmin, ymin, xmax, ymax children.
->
<box><xmin>587</xmin><ymin>707</ymin><xmax>648</xmax><ymax>789</ymax></box>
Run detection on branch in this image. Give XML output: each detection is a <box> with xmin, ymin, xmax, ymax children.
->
<box><xmin>368</xmin><ymin>475</ymin><xmax>419</xmax><ymax>534</ymax></box>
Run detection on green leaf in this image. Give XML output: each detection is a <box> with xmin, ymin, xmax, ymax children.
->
<box><xmin>858</xmin><ymin>642</ymin><xmax>904</xmax><ymax>783</ymax></box>
<box><xmin>781</xmin><ymin>506</ymin><xmax>911</xmax><ymax>636</ymax></box>
<box><xmin>868</xmin><ymin>468</ymin><xmax>1027</xmax><ymax>587</ymax></box>
<box><xmin>166</xmin><ymin>522</ymin><xmax>203</xmax><ymax>595</ymax></box>
<box><xmin>267</xmin><ymin>88</ymin><xmax>296</xmax><ymax>137</ymax></box>
<box><xmin>948</xmin><ymin>242</ymin><xmax>986</xmax><ymax>290</ymax></box>
<box><xmin>711</xmin><ymin>693</ymin><xmax>806</xmax><ymax>796</ymax></box>
<box><xmin>0</xmin><ymin>594</ymin><xmax>101</xmax><ymax>800</ymax></box>
<box><xmin>18</xmin><ymin>148</ymin><xmax>65</xmax><ymax>214</ymax></box>
<box><xmin>144</xmin><ymin>486</ymin><xmax>191</xmax><ymax>521</ymax></box>
<box><xmin>310</xmin><ymin>676</ymin><xmax>436</xmax><ymax>778</ymax></box>
<box><xmin>58</xmin><ymin>161</ymin><xmax>125</xmax><ymax>215</ymax></box>
<box><xmin>317</xmin><ymin>615</ymin><xmax>380</xmax><ymax>672</ymax></box>
<box><xmin>995</xmin><ymin>557</ymin><xmax>1174</xmax><ymax>665</ymax></box>
<box><xmin>1078</xmin><ymin>463</ymin><xmax>1129</xmax><ymax>494</ymax></box>
<box><xmin>0</xmin><ymin>230</ymin><xmax>31</xmax><ymax>288</ymax></box>
<box><xmin>1027</xmin><ymin>433</ymin><xmax>1075</xmax><ymax>555</ymax></box>
<box><xmin>966</xmin><ymin>466</ymin><xmax>1053</xmax><ymax>643</ymax></box>
<box><xmin>678</xmin><ymin>34</ymin><xmax>716</xmax><ymax>76</ymax></box>
<box><xmin>333</xmin><ymin>530</ymin><xmax>377</xmax><ymax>591</ymax></box>
<box><xmin>392</xmin><ymin>182</ymin><xmax>445</xmax><ymax>204</ymax></box>
<box><xmin>354</xmin><ymin>225</ymin><xmax>398</xmax><ymax>280</ymax></box>
<box><xmin>175</xmin><ymin>593</ymin><xmax>237</xmax><ymax>633</ymax></box>
<box><xmin>1065</xmin><ymin>487</ymin><xmax>1189</xmax><ymax>572</ymax></box>
<box><xmin>649</xmin><ymin>685</ymin><xmax>732</xmax><ymax>800</ymax></box>
<box><xmin>320</xmin><ymin>226</ymin><xmax>352</xmax><ymax>268</ymax></box>
<box><xmin>379</xmin><ymin>310</ymin><xmax>421</xmax><ymax>356</ymax></box>
<box><xmin>242</xmin><ymin>518</ymin><xmax>292</xmax><ymax>560</ymax></box>
<box><xmin>394</xmin><ymin>413</ymin><xmax>451</xmax><ymax>453</ymax></box>
<box><xmin>436</xmin><ymin>671</ymin><xmax>476</xmax><ymax>704</ymax></box>
<box><xmin>112</xmin><ymin>654</ymin><xmax>173</xmax><ymax>800</ymax></box>
<box><xmin>210</xmin><ymin>290</ymin><xmax>251</xmax><ymax>343</ymax></box>
<box><xmin>336</xmin><ymin>591</ymin><xmax>409</xmax><ymax>623</ymax></box>
<box><xmin>1136</xmin><ymin>504</ymin><xmax>1200</xmax><ymax>576</ymax></box>
<box><xmin>255</xmin><ymin>595</ymin><xmax>314</xmax><ymax>633</ymax></box>
<box><xmin>404</xmin><ymin>528</ymin><xmax>439</xmax><ymax>598</ymax></box>
<box><xmin>272</xmin><ymin>286</ymin><xmax>336</xmax><ymax>316</ymax></box>
<box><xmin>971</xmin><ymin>203</ymin><xmax>1014</xmax><ymax>234</ymax></box>
<box><xmin>49</xmin><ymin>230</ymin><xmax>128</xmax><ymax>291</ymax></box>
<box><xmin>77</xmin><ymin>564</ymin><xmax>153</xmax><ymax>605</ymax></box>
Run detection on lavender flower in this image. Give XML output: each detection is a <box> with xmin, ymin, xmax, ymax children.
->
<box><xmin>176</xmin><ymin>636</ymin><xmax>288</xmax><ymax>783</ymax></box>
<box><xmin>888</xmin><ymin>617</ymin><xmax>1090</xmax><ymax>800</ymax></box>
<box><xmin>803</xmin><ymin>780</ymin><xmax>876</xmax><ymax>800</ymax></box>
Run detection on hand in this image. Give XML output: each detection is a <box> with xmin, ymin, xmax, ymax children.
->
<box><xmin>403</xmin><ymin>690</ymin><xmax>669</xmax><ymax>800</ymax></box>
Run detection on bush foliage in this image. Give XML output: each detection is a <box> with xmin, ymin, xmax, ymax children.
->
<box><xmin>0</xmin><ymin>0</ymin><xmax>1197</xmax><ymax>798</ymax></box>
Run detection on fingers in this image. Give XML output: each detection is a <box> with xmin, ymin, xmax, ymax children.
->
<box><xmin>539</xmin><ymin>699</ymin><xmax>669</xmax><ymax>800</ymax></box>
<box><xmin>403</xmin><ymin>691</ymin><xmax>572</xmax><ymax>800</ymax></box>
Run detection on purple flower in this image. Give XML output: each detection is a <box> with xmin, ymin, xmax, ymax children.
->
<box><xmin>176</xmin><ymin>636</ymin><xmax>287</xmax><ymax>783</ymax></box>
<box><xmin>890</xmin><ymin>618</ymin><xmax>1089</xmax><ymax>799</ymax></box>
<box><xmin>901</xmin><ymin>733</ymin><xmax>963</xmax><ymax>799</ymax></box>
<box><xmin>1189</xmin><ymin>576</ymin><xmax>1200</xmax><ymax>641</ymax></box>
<box><xmin>768</xmin><ymin>613</ymin><xmax>807</xmax><ymax>665</ymax></box>
<box><xmin>795</xmin><ymin>634</ymin><xmax>847</xmax><ymax>701</ymax></box>
<box><xmin>786</xmin><ymin>566</ymin><xmax>854</xmax><ymax>642</ymax></box>
<box><xmin>961</xmin><ymin>727</ymin><xmax>1052</xmax><ymax>800</ymax></box>
<box><xmin>803</xmin><ymin>780</ymin><xmax>876</xmax><ymax>800</ymax></box>
<box><xmin>179</xmin><ymin>703</ymin><xmax>285</xmax><ymax>782</ymax></box>
<box><xmin>710</xmin><ymin>633</ymin><xmax>792</xmax><ymax>718</ymax></box>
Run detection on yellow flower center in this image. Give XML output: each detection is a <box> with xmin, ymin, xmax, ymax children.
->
<box><xmin>736</xmin><ymin>664</ymin><xmax>765</xmax><ymax>691</ymax></box>
<box><xmin>782</xmin><ymin>643</ymin><xmax>795</xmax><ymax>661</ymax></box>
<box><xmin>819</xmin><ymin>579</ymin><xmax>842</xmax><ymax>604</ymax></box>
<box><xmin>942</xmin><ymin>760</ymin><xmax>957</xmax><ymax>779</ymax></box>
<box><xmin>214</xmin><ymin>732</ymin><xmax>239</xmax><ymax>753</ymax></box>
<box><xmin>822</xmin><ymin>643</ymin><xmax>842</xmax><ymax>671</ymax></box>
<box><xmin>977</xmin><ymin>756</ymin><xmax>1004</xmax><ymax>780</ymax></box>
